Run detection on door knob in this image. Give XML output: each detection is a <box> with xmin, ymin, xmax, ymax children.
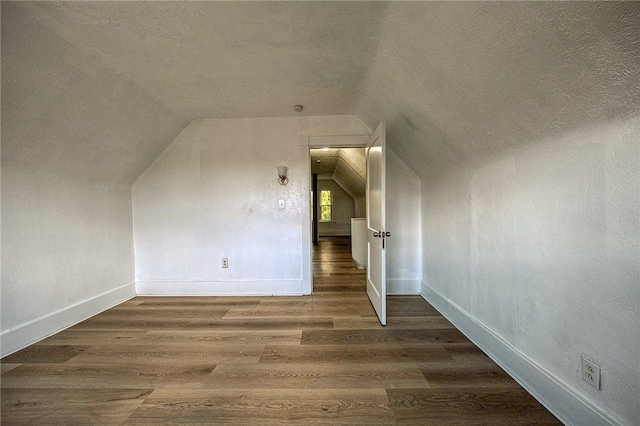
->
<box><xmin>373</xmin><ymin>231</ymin><xmax>391</xmax><ymax>238</ymax></box>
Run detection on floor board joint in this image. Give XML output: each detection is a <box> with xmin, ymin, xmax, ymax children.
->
<box><xmin>1</xmin><ymin>237</ymin><xmax>560</xmax><ymax>424</ymax></box>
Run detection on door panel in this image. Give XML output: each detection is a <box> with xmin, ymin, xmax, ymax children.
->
<box><xmin>366</xmin><ymin>122</ymin><xmax>387</xmax><ymax>325</ymax></box>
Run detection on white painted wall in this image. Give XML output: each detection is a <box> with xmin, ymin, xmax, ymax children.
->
<box><xmin>1</xmin><ymin>3</ymin><xmax>186</xmax><ymax>356</ymax></box>
<box><xmin>386</xmin><ymin>148</ymin><xmax>422</xmax><ymax>295</ymax></box>
<box><xmin>354</xmin><ymin>196</ymin><xmax>366</xmax><ymax>219</ymax></box>
<box><xmin>133</xmin><ymin>116</ymin><xmax>369</xmax><ymax>296</ymax></box>
<box><xmin>421</xmin><ymin>116</ymin><xmax>639</xmax><ymax>426</ymax></box>
<box><xmin>1</xmin><ymin>166</ymin><xmax>135</xmax><ymax>356</ymax></box>
<box><xmin>317</xmin><ymin>179</ymin><xmax>355</xmax><ymax>237</ymax></box>
<box><xmin>350</xmin><ymin>218</ymin><xmax>367</xmax><ymax>269</ymax></box>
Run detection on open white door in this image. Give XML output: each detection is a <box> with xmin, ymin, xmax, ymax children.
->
<box><xmin>366</xmin><ymin>121</ymin><xmax>388</xmax><ymax>326</ymax></box>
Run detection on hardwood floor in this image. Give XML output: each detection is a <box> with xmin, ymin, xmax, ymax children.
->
<box><xmin>1</xmin><ymin>237</ymin><xmax>561</xmax><ymax>424</ymax></box>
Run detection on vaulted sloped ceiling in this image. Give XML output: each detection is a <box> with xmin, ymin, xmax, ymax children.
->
<box><xmin>311</xmin><ymin>148</ymin><xmax>366</xmax><ymax>200</ymax></box>
<box><xmin>355</xmin><ymin>2</ymin><xmax>640</xmax><ymax>179</ymax></box>
<box><xmin>15</xmin><ymin>1</ymin><xmax>386</xmax><ymax>119</ymax></box>
<box><xmin>2</xmin><ymin>2</ymin><xmax>190</xmax><ymax>184</ymax></box>
<box><xmin>1</xmin><ymin>1</ymin><xmax>385</xmax><ymax>184</ymax></box>
<box><xmin>3</xmin><ymin>2</ymin><xmax>639</xmax><ymax>184</ymax></box>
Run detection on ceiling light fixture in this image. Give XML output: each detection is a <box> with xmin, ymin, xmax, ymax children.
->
<box><xmin>322</xmin><ymin>147</ymin><xmax>330</xmax><ymax>151</ymax></box>
<box><xmin>294</xmin><ymin>105</ymin><xmax>303</xmax><ymax>112</ymax></box>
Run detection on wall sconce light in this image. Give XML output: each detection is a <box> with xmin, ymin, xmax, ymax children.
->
<box><xmin>276</xmin><ymin>166</ymin><xmax>288</xmax><ymax>185</ymax></box>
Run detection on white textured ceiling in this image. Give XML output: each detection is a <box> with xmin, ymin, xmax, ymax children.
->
<box><xmin>2</xmin><ymin>1</ymin><xmax>639</xmax><ymax>184</ymax></box>
<box><xmin>356</xmin><ymin>2</ymin><xmax>640</xmax><ymax>179</ymax></box>
<box><xmin>13</xmin><ymin>1</ymin><xmax>385</xmax><ymax>119</ymax></box>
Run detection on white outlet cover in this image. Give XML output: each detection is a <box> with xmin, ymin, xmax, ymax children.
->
<box><xmin>582</xmin><ymin>356</ymin><xmax>601</xmax><ymax>390</ymax></box>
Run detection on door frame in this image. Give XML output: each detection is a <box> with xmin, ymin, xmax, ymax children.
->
<box><xmin>300</xmin><ymin>134</ymin><xmax>370</xmax><ymax>294</ymax></box>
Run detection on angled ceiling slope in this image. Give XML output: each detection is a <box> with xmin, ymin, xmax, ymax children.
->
<box><xmin>355</xmin><ymin>2</ymin><xmax>640</xmax><ymax>180</ymax></box>
<box><xmin>3</xmin><ymin>2</ymin><xmax>638</xmax><ymax>185</ymax></box>
<box><xmin>1</xmin><ymin>1</ymin><xmax>387</xmax><ymax>184</ymax></box>
<box><xmin>311</xmin><ymin>148</ymin><xmax>366</xmax><ymax>200</ymax></box>
<box><xmin>13</xmin><ymin>1</ymin><xmax>387</xmax><ymax>119</ymax></box>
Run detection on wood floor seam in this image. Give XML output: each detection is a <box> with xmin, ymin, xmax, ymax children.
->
<box><xmin>1</xmin><ymin>237</ymin><xmax>560</xmax><ymax>425</ymax></box>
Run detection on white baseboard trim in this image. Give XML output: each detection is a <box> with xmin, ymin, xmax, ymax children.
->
<box><xmin>352</xmin><ymin>255</ymin><xmax>366</xmax><ymax>270</ymax></box>
<box><xmin>387</xmin><ymin>278</ymin><xmax>420</xmax><ymax>295</ymax></box>
<box><xmin>135</xmin><ymin>280</ymin><xmax>304</xmax><ymax>296</ymax></box>
<box><xmin>421</xmin><ymin>283</ymin><xmax>620</xmax><ymax>426</ymax></box>
<box><xmin>0</xmin><ymin>282</ymin><xmax>135</xmax><ymax>357</ymax></box>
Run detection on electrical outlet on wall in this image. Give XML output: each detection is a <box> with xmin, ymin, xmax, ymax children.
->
<box><xmin>222</xmin><ymin>258</ymin><xmax>229</xmax><ymax>268</ymax></box>
<box><xmin>582</xmin><ymin>356</ymin><xmax>601</xmax><ymax>390</ymax></box>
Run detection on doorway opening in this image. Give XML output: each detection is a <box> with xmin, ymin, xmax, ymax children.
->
<box><xmin>312</xmin><ymin>236</ymin><xmax>366</xmax><ymax>293</ymax></box>
<box><xmin>310</xmin><ymin>147</ymin><xmax>367</xmax><ymax>293</ymax></box>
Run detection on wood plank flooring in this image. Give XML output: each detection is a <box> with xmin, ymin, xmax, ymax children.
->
<box><xmin>1</xmin><ymin>237</ymin><xmax>561</xmax><ymax>425</ymax></box>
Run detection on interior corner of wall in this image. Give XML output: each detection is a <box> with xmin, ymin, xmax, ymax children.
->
<box><xmin>0</xmin><ymin>282</ymin><xmax>135</xmax><ymax>357</ymax></box>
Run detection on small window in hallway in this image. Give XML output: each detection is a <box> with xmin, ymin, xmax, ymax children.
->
<box><xmin>320</xmin><ymin>190</ymin><xmax>332</xmax><ymax>221</ymax></box>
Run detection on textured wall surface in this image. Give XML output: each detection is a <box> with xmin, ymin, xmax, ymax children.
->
<box><xmin>422</xmin><ymin>116</ymin><xmax>639</xmax><ymax>425</ymax></box>
<box><xmin>386</xmin><ymin>149</ymin><xmax>421</xmax><ymax>295</ymax></box>
<box><xmin>1</xmin><ymin>166</ymin><xmax>135</xmax><ymax>350</ymax></box>
<box><xmin>133</xmin><ymin>116</ymin><xmax>368</xmax><ymax>295</ymax></box>
<box><xmin>1</xmin><ymin>2</ymin><xmax>184</xmax><ymax>353</ymax></box>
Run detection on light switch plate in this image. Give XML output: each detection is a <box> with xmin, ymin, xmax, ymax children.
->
<box><xmin>278</xmin><ymin>199</ymin><xmax>285</xmax><ymax>210</ymax></box>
